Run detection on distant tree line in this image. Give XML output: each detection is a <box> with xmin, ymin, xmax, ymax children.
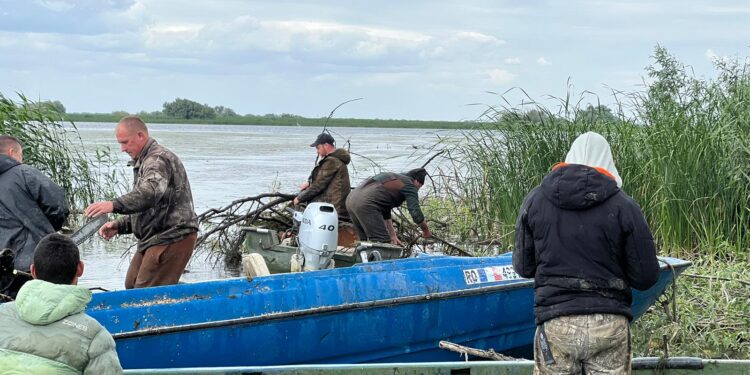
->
<box><xmin>25</xmin><ymin>100</ymin><xmax>66</xmax><ymax>114</ymax></box>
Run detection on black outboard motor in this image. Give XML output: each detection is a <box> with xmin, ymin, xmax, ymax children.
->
<box><xmin>0</xmin><ymin>248</ymin><xmax>33</xmax><ymax>301</ymax></box>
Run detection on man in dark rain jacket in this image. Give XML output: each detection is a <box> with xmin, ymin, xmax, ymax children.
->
<box><xmin>513</xmin><ymin>132</ymin><xmax>659</xmax><ymax>374</ymax></box>
<box><xmin>346</xmin><ymin>168</ymin><xmax>432</xmax><ymax>245</ymax></box>
<box><xmin>85</xmin><ymin>116</ymin><xmax>198</xmax><ymax>289</ymax></box>
<box><xmin>293</xmin><ymin>133</ymin><xmax>352</xmax><ymax>220</ymax></box>
<box><xmin>0</xmin><ymin>136</ymin><xmax>69</xmax><ymax>275</ymax></box>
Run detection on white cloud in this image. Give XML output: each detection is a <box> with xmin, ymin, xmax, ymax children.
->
<box><xmin>35</xmin><ymin>0</ymin><xmax>75</xmax><ymax>12</ymax></box>
<box><xmin>452</xmin><ymin>31</ymin><xmax>504</xmax><ymax>45</ymax></box>
<box><xmin>487</xmin><ymin>69</ymin><xmax>515</xmax><ymax>84</ymax></box>
<box><xmin>705</xmin><ymin>48</ymin><xmax>735</xmax><ymax>64</ymax></box>
<box><xmin>3</xmin><ymin>0</ymin><xmax>749</xmax><ymax>121</ymax></box>
<box><xmin>705</xmin><ymin>48</ymin><xmax>718</xmax><ymax>60</ymax></box>
<box><xmin>144</xmin><ymin>23</ymin><xmax>204</xmax><ymax>49</ymax></box>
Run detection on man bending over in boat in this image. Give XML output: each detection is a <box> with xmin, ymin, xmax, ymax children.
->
<box><xmin>85</xmin><ymin>116</ymin><xmax>198</xmax><ymax>289</ymax></box>
<box><xmin>293</xmin><ymin>132</ymin><xmax>352</xmax><ymax>221</ymax></box>
<box><xmin>0</xmin><ymin>233</ymin><xmax>123</xmax><ymax>373</ymax></box>
<box><xmin>345</xmin><ymin>168</ymin><xmax>432</xmax><ymax>246</ymax></box>
<box><xmin>513</xmin><ymin>132</ymin><xmax>659</xmax><ymax>374</ymax></box>
<box><xmin>0</xmin><ymin>135</ymin><xmax>69</xmax><ymax>298</ymax></box>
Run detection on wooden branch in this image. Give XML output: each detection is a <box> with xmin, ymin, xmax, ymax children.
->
<box><xmin>196</xmin><ymin>196</ymin><xmax>293</xmax><ymax>247</ymax></box>
<box><xmin>438</xmin><ymin>341</ymin><xmax>521</xmax><ymax>361</ymax></box>
<box><xmin>197</xmin><ymin>193</ymin><xmax>295</xmax><ymax>221</ymax></box>
<box><xmin>420</xmin><ymin>149</ymin><xmax>446</xmax><ymax>169</ymax></box>
<box><xmin>431</xmin><ymin>234</ymin><xmax>473</xmax><ymax>257</ymax></box>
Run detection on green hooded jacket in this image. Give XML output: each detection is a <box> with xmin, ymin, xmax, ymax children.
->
<box><xmin>0</xmin><ymin>280</ymin><xmax>123</xmax><ymax>374</ymax></box>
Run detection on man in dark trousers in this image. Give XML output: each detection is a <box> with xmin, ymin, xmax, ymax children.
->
<box><xmin>0</xmin><ymin>135</ymin><xmax>69</xmax><ymax>297</ymax></box>
<box><xmin>513</xmin><ymin>132</ymin><xmax>659</xmax><ymax>374</ymax></box>
<box><xmin>293</xmin><ymin>133</ymin><xmax>352</xmax><ymax>220</ymax></box>
<box><xmin>345</xmin><ymin>168</ymin><xmax>432</xmax><ymax>245</ymax></box>
<box><xmin>85</xmin><ymin>116</ymin><xmax>198</xmax><ymax>289</ymax></box>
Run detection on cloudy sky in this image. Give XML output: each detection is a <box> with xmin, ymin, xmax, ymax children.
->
<box><xmin>1</xmin><ymin>0</ymin><xmax>748</xmax><ymax>121</ymax></box>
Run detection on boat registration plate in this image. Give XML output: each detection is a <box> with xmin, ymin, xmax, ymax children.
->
<box><xmin>463</xmin><ymin>265</ymin><xmax>523</xmax><ymax>285</ymax></box>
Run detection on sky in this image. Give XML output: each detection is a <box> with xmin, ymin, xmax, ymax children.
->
<box><xmin>1</xmin><ymin>0</ymin><xmax>749</xmax><ymax>121</ymax></box>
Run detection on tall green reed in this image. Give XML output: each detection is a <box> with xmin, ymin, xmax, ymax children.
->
<box><xmin>438</xmin><ymin>46</ymin><xmax>750</xmax><ymax>259</ymax></box>
<box><xmin>0</xmin><ymin>93</ymin><xmax>123</xmax><ymax>214</ymax></box>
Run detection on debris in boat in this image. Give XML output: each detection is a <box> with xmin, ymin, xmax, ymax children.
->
<box><xmin>120</xmin><ymin>294</ymin><xmax>211</xmax><ymax>308</ymax></box>
<box><xmin>439</xmin><ymin>340</ymin><xmax>523</xmax><ymax>361</ymax></box>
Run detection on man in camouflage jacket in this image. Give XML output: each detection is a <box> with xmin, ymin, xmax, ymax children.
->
<box><xmin>293</xmin><ymin>133</ymin><xmax>351</xmax><ymax>220</ymax></box>
<box><xmin>85</xmin><ymin>116</ymin><xmax>198</xmax><ymax>289</ymax></box>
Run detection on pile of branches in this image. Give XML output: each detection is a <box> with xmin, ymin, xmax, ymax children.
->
<box><xmin>196</xmin><ymin>192</ymin><xmax>295</xmax><ymax>266</ymax></box>
<box><xmin>195</xmin><ymin>190</ymin><xmax>474</xmax><ymax>268</ymax></box>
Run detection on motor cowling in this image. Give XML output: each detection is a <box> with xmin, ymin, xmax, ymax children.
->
<box><xmin>295</xmin><ymin>202</ymin><xmax>338</xmax><ymax>271</ymax></box>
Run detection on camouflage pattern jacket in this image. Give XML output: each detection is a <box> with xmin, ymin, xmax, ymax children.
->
<box><xmin>114</xmin><ymin>138</ymin><xmax>198</xmax><ymax>253</ymax></box>
<box><xmin>297</xmin><ymin>148</ymin><xmax>352</xmax><ymax>219</ymax></box>
<box><xmin>368</xmin><ymin>172</ymin><xmax>425</xmax><ymax>224</ymax></box>
<box><xmin>0</xmin><ymin>280</ymin><xmax>123</xmax><ymax>374</ymax></box>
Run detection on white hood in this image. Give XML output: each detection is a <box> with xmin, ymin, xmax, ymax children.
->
<box><xmin>565</xmin><ymin>132</ymin><xmax>622</xmax><ymax>188</ymax></box>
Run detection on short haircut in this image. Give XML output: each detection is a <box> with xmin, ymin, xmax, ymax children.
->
<box><xmin>404</xmin><ymin>168</ymin><xmax>428</xmax><ymax>185</ymax></box>
<box><xmin>0</xmin><ymin>135</ymin><xmax>22</xmax><ymax>154</ymax></box>
<box><xmin>33</xmin><ymin>233</ymin><xmax>80</xmax><ymax>285</ymax></box>
<box><xmin>117</xmin><ymin>116</ymin><xmax>149</xmax><ymax>135</ymax></box>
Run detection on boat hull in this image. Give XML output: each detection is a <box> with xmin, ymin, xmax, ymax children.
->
<box><xmin>87</xmin><ymin>254</ymin><xmax>689</xmax><ymax>369</ymax></box>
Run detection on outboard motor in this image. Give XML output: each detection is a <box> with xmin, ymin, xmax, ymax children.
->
<box><xmin>294</xmin><ymin>202</ymin><xmax>338</xmax><ymax>271</ymax></box>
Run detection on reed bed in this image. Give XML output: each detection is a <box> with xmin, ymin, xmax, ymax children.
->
<box><xmin>0</xmin><ymin>93</ymin><xmax>122</xmax><ymax>213</ymax></box>
<box><xmin>432</xmin><ymin>46</ymin><xmax>750</xmax><ymax>260</ymax></box>
<box><xmin>426</xmin><ymin>46</ymin><xmax>750</xmax><ymax>358</ymax></box>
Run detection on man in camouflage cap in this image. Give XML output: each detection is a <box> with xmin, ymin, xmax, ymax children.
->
<box><xmin>85</xmin><ymin>116</ymin><xmax>198</xmax><ymax>289</ymax></box>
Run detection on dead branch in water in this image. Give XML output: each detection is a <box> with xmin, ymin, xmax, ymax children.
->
<box><xmin>196</xmin><ymin>192</ymin><xmax>295</xmax><ymax>266</ymax></box>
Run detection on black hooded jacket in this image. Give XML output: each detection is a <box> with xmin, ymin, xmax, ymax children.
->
<box><xmin>0</xmin><ymin>155</ymin><xmax>69</xmax><ymax>271</ymax></box>
<box><xmin>513</xmin><ymin>163</ymin><xmax>659</xmax><ymax>324</ymax></box>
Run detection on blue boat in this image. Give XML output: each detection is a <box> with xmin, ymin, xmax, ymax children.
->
<box><xmin>87</xmin><ymin>254</ymin><xmax>690</xmax><ymax>369</ymax></box>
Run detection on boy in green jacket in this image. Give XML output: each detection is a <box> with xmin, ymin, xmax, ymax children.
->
<box><xmin>0</xmin><ymin>233</ymin><xmax>123</xmax><ymax>374</ymax></box>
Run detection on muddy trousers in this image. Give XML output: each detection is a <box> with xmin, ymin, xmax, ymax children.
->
<box><xmin>534</xmin><ymin>314</ymin><xmax>630</xmax><ymax>375</ymax></box>
<box><xmin>125</xmin><ymin>233</ymin><xmax>197</xmax><ymax>289</ymax></box>
<box><xmin>345</xmin><ymin>184</ymin><xmax>391</xmax><ymax>243</ymax></box>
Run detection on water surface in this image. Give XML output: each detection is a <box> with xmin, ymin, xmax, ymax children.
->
<box><xmin>75</xmin><ymin>122</ymin><xmax>457</xmax><ymax>291</ymax></box>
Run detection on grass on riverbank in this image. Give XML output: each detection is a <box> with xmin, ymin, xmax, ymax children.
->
<box><xmin>632</xmin><ymin>253</ymin><xmax>750</xmax><ymax>359</ymax></box>
<box><xmin>64</xmin><ymin>112</ymin><xmax>475</xmax><ymax>129</ymax></box>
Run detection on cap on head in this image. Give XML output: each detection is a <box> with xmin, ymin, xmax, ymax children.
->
<box><xmin>404</xmin><ymin>168</ymin><xmax>427</xmax><ymax>185</ymax></box>
<box><xmin>310</xmin><ymin>133</ymin><xmax>335</xmax><ymax>147</ymax></box>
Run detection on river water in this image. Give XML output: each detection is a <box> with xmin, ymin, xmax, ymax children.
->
<box><xmin>74</xmin><ymin>122</ymin><xmax>458</xmax><ymax>291</ymax></box>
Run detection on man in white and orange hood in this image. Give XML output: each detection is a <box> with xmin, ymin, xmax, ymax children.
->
<box><xmin>513</xmin><ymin>132</ymin><xmax>659</xmax><ymax>374</ymax></box>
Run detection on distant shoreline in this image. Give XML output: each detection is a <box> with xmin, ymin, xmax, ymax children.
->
<box><xmin>64</xmin><ymin>113</ymin><xmax>478</xmax><ymax>129</ymax></box>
